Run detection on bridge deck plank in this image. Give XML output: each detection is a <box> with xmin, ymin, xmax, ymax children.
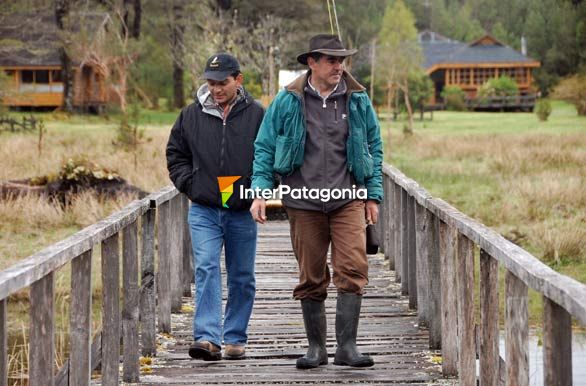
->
<box><xmin>93</xmin><ymin>221</ymin><xmax>446</xmax><ymax>385</ymax></box>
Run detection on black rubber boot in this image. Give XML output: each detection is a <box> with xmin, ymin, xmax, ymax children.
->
<box><xmin>296</xmin><ymin>299</ymin><xmax>328</xmax><ymax>369</ymax></box>
<box><xmin>333</xmin><ymin>293</ymin><xmax>374</xmax><ymax>367</ymax></box>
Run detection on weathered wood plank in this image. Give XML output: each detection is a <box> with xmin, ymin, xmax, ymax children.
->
<box><xmin>385</xmin><ymin>176</ymin><xmax>395</xmax><ymax>269</ymax></box>
<box><xmin>140</xmin><ymin>208</ymin><xmax>157</xmax><ymax>356</ymax></box>
<box><xmin>479</xmin><ymin>249</ymin><xmax>499</xmax><ymax>386</ymax></box>
<box><xmin>401</xmin><ymin>189</ymin><xmax>409</xmax><ymax>294</ymax></box>
<box><xmin>70</xmin><ymin>250</ymin><xmax>92</xmax><ymax>386</ymax></box>
<box><xmin>181</xmin><ymin>195</ymin><xmax>193</xmax><ymax>297</ymax></box>
<box><xmin>123</xmin><ymin>221</ymin><xmax>140</xmax><ymax>382</ymax></box>
<box><xmin>383</xmin><ymin>164</ymin><xmax>586</xmax><ymax>326</ymax></box>
<box><xmin>0</xmin><ymin>299</ymin><xmax>6</xmax><ymax>386</ymax></box>
<box><xmin>148</xmin><ymin>185</ymin><xmax>179</xmax><ymax>208</ymax></box>
<box><xmin>157</xmin><ymin>200</ymin><xmax>172</xmax><ymax>333</ymax></box>
<box><xmin>439</xmin><ymin>221</ymin><xmax>458</xmax><ymax>376</ymax></box>
<box><xmin>415</xmin><ymin>203</ymin><xmax>430</xmax><ymax>327</ymax></box>
<box><xmin>101</xmin><ymin>233</ymin><xmax>120</xmax><ymax>386</ymax></box>
<box><xmin>0</xmin><ymin>199</ymin><xmax>148</xmax><ymax>300</ymax></box>
<box><xmin>408</xmin><ymin>195</ymin><xmax>417</xmax><ymax>309</ymax></box>
<box><xmin>29</xmin><ymin>273</ymin><xmax>54</xmax><ymax>386</ymax></box>
<box><xmin>505</xmin><ymin>270</ymin><xmax>528</xmax><ymax>386</ymax></box>
<box><xmin>427</xmin><ymin>213</ymin><xmax>442</xmax><ymax>349</ymax></box>
<box><xmin>170</xmin><ymin>195</ymin><xmax>183</xmax><ymax>312</ymax></box>
<box><xmin>457</xmin><ymin>234</ymin><xmax>475</xmax><ymax>386</ymax></box>
<box><xmin>543</xmin><ymin>296</ymin><xmax>572</xmax><ymax>386</ymax></box>
<box><xmin>394</xmin><ymin>182</ymin><xmax>402</xmax><ymax>283</ymax></box>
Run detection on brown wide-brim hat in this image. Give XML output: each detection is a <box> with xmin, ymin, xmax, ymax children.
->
<box><xmin>297</xmin><ymin>34</ymin><xmax>358</xmax><ymax>65</ymax></box>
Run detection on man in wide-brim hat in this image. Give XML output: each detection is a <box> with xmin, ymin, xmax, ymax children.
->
<box><xmin>250</xmin><ymin>34</ymin><xmax>384</xmax><ymax>369</ymax></box>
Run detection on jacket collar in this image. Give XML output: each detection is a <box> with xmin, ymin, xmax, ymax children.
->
<box><xmin>285</xmin><ymin>70</ymin><xmax>365</xmax><ymax>97</ymax></box>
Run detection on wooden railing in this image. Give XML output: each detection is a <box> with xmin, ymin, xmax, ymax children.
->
<box><xmin>377</xmin><ymin>164</ymin><xmax>586</xmax><ymax>386</ymax></box>
<box><xmin>0</xmin><ymin>186</ymin><xmax>192</xmax><ymax>386</ymax></box>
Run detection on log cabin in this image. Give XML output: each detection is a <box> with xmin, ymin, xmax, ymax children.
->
<box><xmin>0</xmin><ymin>12</ymin><xmax>111</xmax><ymax>112</ymax></box>
<box><xmin>419</xmin><ymin>31</ymin><xmax>540</xmax><ymax>109</ymax></box>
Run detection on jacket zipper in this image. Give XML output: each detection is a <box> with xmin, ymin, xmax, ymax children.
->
<box><xmin>334</xmin><ymin>100</ymin><xmax>338</xmax><ymax>122</ymax></box>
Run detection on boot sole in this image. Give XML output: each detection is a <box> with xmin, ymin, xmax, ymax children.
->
<box><xmin>296</xmin><ymin>359</ymin><xmax>328</xmax><ymax>369</ymax></box>
<box><xmin>333</xmin><ymin>359</ymin><xmax>374</xmax><ymax>367</ymax></box>
<box><xmin>189</xmin><ymin>347</ymin><xmax>222</xmax><ymax>361</ymax></box>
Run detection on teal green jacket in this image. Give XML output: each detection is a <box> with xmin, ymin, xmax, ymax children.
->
<box><xmin>252</xmin><ymin>71</ymin><xmax>384</xmax><ymax>202</ymax></box>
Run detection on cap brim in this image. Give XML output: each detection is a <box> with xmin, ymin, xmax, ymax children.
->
<box><xmin>201</xmin><ymin>70</ymin><xmax>232</xmax><ymax>81</ymax></box>
<box><xmin>296</xmin><ymin>48</ymin><xmax>358</xmax><ymax>65</ymax></box>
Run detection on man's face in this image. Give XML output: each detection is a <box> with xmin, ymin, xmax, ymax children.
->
<box><xmin>308</xmin><ymin>55</ymin><xmax>344</xmax><ymax>89</ymax></box>
<box><xmin>206</xmin><ymin>73</ymin><xmax>243</xmax><ymax>105</ymax></box>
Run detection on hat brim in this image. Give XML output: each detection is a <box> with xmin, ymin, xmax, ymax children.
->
<box><xmin>201</xmin><ymin>70</ymin><xmax>233</xmax><ymax>81</ymax></box>
<box><xmin>297</xmin><ymin>48</ymin><xmax>358</xmax><ymax>65</ymax></box>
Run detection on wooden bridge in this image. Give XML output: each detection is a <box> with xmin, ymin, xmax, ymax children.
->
<box><xmin>0</xmin><ymin>163</ymin><xmax>585</xmax><ymax>385</ymax></box>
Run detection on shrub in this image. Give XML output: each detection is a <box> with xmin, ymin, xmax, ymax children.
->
<box><xmin>535</xmin><ymin>99</ymin><xmax>552</xmax><ymax>121</ymax></box>
<box><xmin>441</xmin><ymin>85</ymin><xmax>466</xmax><ymax>111</ymax></box>
<box><xmin>551</xmin><ymin>72</ymin><xmax>586</xmax><ymax>116</ymax></box>
<box><xmin>478</xmin><ymin>75</ymin><xmax>519</xmax><ymax>100</ymax></box>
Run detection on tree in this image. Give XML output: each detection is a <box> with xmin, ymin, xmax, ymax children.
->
<box><xmin>166</xmin><ymin>0</ymin><xmax>186</xmax><ymax>109</ymax></box>
<box><xmin>551</xmin><ymin>72</ymin><xmax>586</xmax><ymax>115</ymax></box>
<box><xmin>55</xmin><ymin>0</ymin><xmax>74</xmax><ymax>113</ymax></box>
<box><xmin>376</xmin><ymin>0</ymin><xmax>421</xmax><ymax>135</ymax></box>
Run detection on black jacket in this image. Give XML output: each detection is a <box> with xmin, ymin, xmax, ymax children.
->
<box><xmin>166</xmin><ymin>89</ymin><xmax>264</xmax><ymax>210</ymax></box>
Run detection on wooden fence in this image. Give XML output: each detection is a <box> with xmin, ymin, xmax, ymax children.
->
<box><xmin>377</xmin><ymin>164</ymin><xmax>586</xmax><ymax>386</ymax></box>
<box><xmin>1</xmin><ymin>161</ymin><xmax>585</xmax><ymax>385</ymax></box>
<box><xmin>0</xmin><ymin>186</ymin><xmax>192</xmax><ymax>386</ymax></box>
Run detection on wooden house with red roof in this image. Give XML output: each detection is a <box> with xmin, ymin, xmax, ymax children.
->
<box><xmin>419</xmin><ymin>31</ymin><xmax>540</xmax><ymax>109</ymax></box>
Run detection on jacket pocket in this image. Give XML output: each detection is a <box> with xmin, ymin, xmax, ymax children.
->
<box><xmin>273</xmin><ymin>135</ymin><xmax>294</xmax><ymax>174</ymax></box>
<box><xmin>361</xmin><ymin>142</ymin><xmax>374</xmax><ymax>179</ymax></box>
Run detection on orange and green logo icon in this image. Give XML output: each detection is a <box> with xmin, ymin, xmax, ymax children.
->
<box><xmin>217</xmin><ymin>176</ymin><xmax>241</xmax><ymax>208</ymax></box>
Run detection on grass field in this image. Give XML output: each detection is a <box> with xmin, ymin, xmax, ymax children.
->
<box><xmin>0</xmin><ymin>101</ymin><xmax>584</xmax><ymax>380</ymax></box>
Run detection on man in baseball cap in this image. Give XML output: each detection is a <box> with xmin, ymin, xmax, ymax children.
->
<box><xmin>167</xmin><ymin>52</ymin><xmax>264</xmax><ymax>361</ymax></box>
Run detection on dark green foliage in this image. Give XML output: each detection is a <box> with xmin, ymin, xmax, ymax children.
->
<box><xmin>535</xmin><ymin>99</ymin><xmax>552</xmax><ymax>121</ymax></box>
<box><xmin>441</xmin><ymin>86</ymin><xmax>467</xmax><ymax>111</ymax></box>
<box><xmin>478</xmin><ymin>76</ymin><xmax>519</xmax><ymax>99</ymax></box>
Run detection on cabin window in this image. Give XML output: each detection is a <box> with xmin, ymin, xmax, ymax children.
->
<box><xmin>21</xmin><ymin>70</ymin><xmax>34</xmax><ymax>83</ymax></box>
<box><xmin>461</xmin><ymin>69</ymin><xmax>470</xmax><ymax>84</ymax></box>
<box><xmin>36</xmin><ymin>70</ymin><xmax>49</xmax><ymax>84</ymax></box>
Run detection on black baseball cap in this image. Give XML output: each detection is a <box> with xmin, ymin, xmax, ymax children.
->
<box><xmin>202</xmin><ymin>53</ymin><xmax>241</xmax><ymax>81</ymax></box>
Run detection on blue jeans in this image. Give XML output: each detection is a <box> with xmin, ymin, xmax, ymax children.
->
<box><xmin>188</xmin><ymin>202</ymin><xmax>257</xmax><ymax>348</ymax></box>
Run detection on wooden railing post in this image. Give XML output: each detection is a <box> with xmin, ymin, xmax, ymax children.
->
<box><xmin>101</xmin><ymin>233</ymin><xmax>120</xmax><ymax>386</ymax></box>
<box><xmin>457</xmin><ymin>234</ymin><xmax>475</xmax><ymax>386</ymax></box>
<box><xmin>479</xmin><ymin>249</ymin><xmax>499</xmax><ymax>386</ymax></box>
<box><xmin>0</xmin><ymin>299</ymin><xmax>6</xmax><ymax>386</ymax></box>
<box><xmin>29</xmin><ymin>273</ymin><xmax>55</xmax><ymax>386</ymax></box>
<box><xmin>543</xmin><ymin>297</ymin><xmax>572</xmax><ymax>386</ymax></box>
<box><xmin>415</xmin><ymin>203</ymin><xmax>430</xmax><ymax>327</ymax></box>
<box><xmin>157</xmin><ymin>200</ymin><xmax>172</xmax><ymax>333</ymax></box>
<box><xmin>385</xmin><ymin>177</ymin><xmax>395</xmax><ymax>269</ymax></box>
<box><xmin>123</xmin><ymin>221</ymin><xmax>139</xmax><ymax>382</ymax></box>
<box><xmin>428</xmin><ymin>213</ymin><xmax>442</xmax><ymax>349</ymax></box>
<box><xmin>182</xmin><ymin>195</ymin><xmax>193</xmax><ymax>297</ymax></box>
<box><xmin>170</xmin><ymin>195</ymin><xmax>183</xmax><ymax>313</ymax></box>
<box><xmin>70</xmin><ymin>250</ymin><xmax>92</xmax><ymax>386</ymax></box>
<box><xmin>401</xmin><ymin>189</ymin><xmax>409</xmax><ymax>294</ymax></box>
<box><xmin>408</xmin><ymin>195</ymin><xmax>417</xmax><ymax>309</ymax></box>
<box><xmin>505</xmin><ymin>270</ymin><xmax>529</xmax><ymax>386</ymax></box>
<box><xmin>439</xmin><ymin>220</ymin><xmax>458</xmax><ymax>376</ymax></box>
<box><xmin>393</xmin><ymin>182</ymin><xmax>402</xmax><ymax>283</ymax></box>
<box><xmin>140</xmin><ymin>207</ymin><xmax>156</xmax><ymax>356</ymax></box>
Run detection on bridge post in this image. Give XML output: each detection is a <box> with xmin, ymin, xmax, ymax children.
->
<box><xmin>479</xmin><ymin>249</ymin><xmax>499</xmax><ymax>386</ymax></box>
<box><xmin>457</xmin><ymin>234</ymin><xmax>475</xmax><ymax>386</ymax></box>
<box><xmin>70</xmin><ymin>250</ymin><xmax>92</xmax><ymax>386</ymax></box>
<box><xmin>123</xmin><ymin>220</ymin><xmax>140</xmax><ymax>382</ymax></box>
<box><xmin>385</xmin><ymin>177</ymin><xmax>395</xmax><ymax>269</ymax></box>
<box><xmin>505</xmin><ymin>271</ymin><xmax>529</xmax><ymax>386</ymax></box>
<box><xmin>157</xmin><ymin>200</ymin><xmax>172</xmax><ymax>333</ymax></box>
<box><xmin>393</xmin><ymin>182</ymin><xmax>401</xmax><ymax>282</ymax></box>
<box><xmin>401</xmin><ymin>189</ymin><xmax>409</xmax><ymax>294</ymax></box>
<box><xmin>439</xmin><ymin>221</ymin><xmax>458</xmax><ymax>376</ymax></box>
<box><xmin>30</xmin><ymin>273</ymin><xmax>55</xmax><ymax>386</ymax></box>
<box><xmin>140</xmin><ymin>207</ymin><xmax>157</xmax><ymax>356</ymax></box>
<box><xmin>0</xmin><ymin>299</ymin><xmax>5</xmax><ymax>386</ymax></box>
<box><xmin>427</xmin><ymin>214</ymin><xmax>442</xmax><ymax>349</ymax></box>
<box><xmin>170</xmin><ymin>195</ymin><xmax>184</xmax><ymax>312</ymax></box>
<box><xmin>415</xmin><ymin>203</ymin><xmax>430</xmax><ymax>326</ymax></box>
<box><xmin>101</xmin><ymin>233</ymin><xmax>120</xmax><ymax>386</ymax></box>
<box><xmin>543</xmin><ymin>297</ymin><xmax>572</xmax><ymax>386</ymax></box>
<box><xmin>182</xmin><ymin>195</ymin><xmax>194</xmax><ymax>297</ymax></box>
<box><xmin>408</xmin><ymin>195</ymin><xmax>417</xmax><ymax>309</ymax></box>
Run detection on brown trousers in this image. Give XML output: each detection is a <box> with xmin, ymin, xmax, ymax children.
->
<box><xmin>286</xmin><ymin>200</ymin><xmax>369</xmax><ymax>301</ymax></box>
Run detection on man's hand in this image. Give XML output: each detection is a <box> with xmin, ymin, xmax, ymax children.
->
<box><xmin>365</xmin><ymin>200</ymin><xmax>379</xmax><ymax>225</ymax></box>
<box><xmin>250</xmin><ymin>198</ymin><xmax>267</xmax><ymax>224</ymax></box>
